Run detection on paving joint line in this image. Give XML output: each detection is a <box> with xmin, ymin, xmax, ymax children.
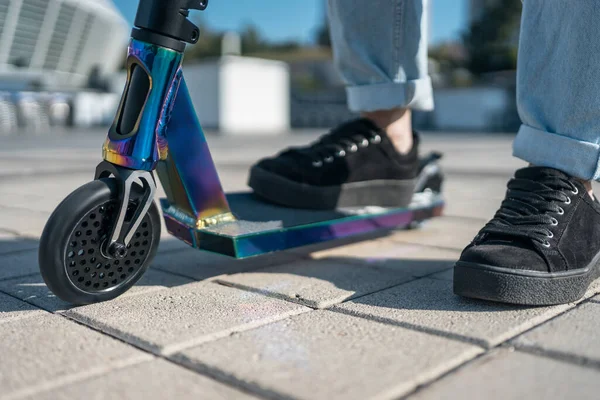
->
<box><xmin>168</xmin><ymin>353</ymin><xmax>300</xmax><ymax>400</ymax></box>
<box><xmin>329</xmin><ymin>306</ymin><xmax>489</xmax><ymax>349</ymax></box>
<box><xmin>40</xmin><ymin>277</ymin><xmax>596</xmax><ymax>400</ymax></box>
<box><xmin>513</xmin><ymin>343</ymin><xmax>600</xmax><ymax>371</ymax></box>
<box><xmin>398</xmin><ymin>346</ymin><xmax>509</xmax><ymax>399</ymax></box>
<box><xmin>0</xmin><ymin>204</ymin><xmax>50</xmax><ymax>215</ymax></box>
<box><xmin>397</xmin><ymin>295</ymin><xmax>600</xmax><ymax>398</ymax></box>
<box><xmin>0</xmin><ymin>273</ymin><xmax>195</xmax><ymax>313</ymax></box>
<box><xmin>425</xmin><ymin>214</ymin><xmax>489</xmax><ymax>224</ymax></box>
<box><xmin>0</xmin><ymin>168</ymin><xmax>94</xmax><ymax>183</ymax></box>
<box><xmin>3</xmin><ymin>229</ymin><xmax>596</xmax><ymax>398</ymax></box>
<box><xmin>214</xmin><ymin>268</ymin><xmax>455</xmax><ymax>318</ymax></box>
<box><xmin>0</xmin><ymin>247</ymin><xmax>39</xmax><ymax>258</ymax></box>
<box><xmin>56</xmin><ymin>308</ymin><xmax>301</xmax><ymax>400</ymax></box>
<box><xmin>5</xmin><ymin>355</ymin><xmax>153</xmax><ymax>400</ymax></box>
<box><xmin>0</xmin><ymin>283</ymin><xmax>49</xmax><ymax>309</ymax></box>
<box><xmin>386</xmin><ymin>239</ymin><xmax>467</xmax><ymax>253</ymax></box>
<box><xmin>213</xmin><ymin>274</ymin><xmax>422</xmax><ymax>310</ymax></box>
<box><xmin>0</xmin><ymin>271</ymin><xmax>39</xmax><ymax>283</ymax></box>
<box><xmin>294</xmin><ymin>251</ymin><xmax>457</xmax><ymax>278</ymax></box>
<box><xmin>159</xmin><ymin>306</ymin><xmax>312</xmax><ymax>356</ymax></box>
<box><xmin>150</xmin><ymin>264</ymin><xmax>273</xmax><ymax>284</ymax></box>
<box><xmin>0</xmin><ymin>228</ymin><xmax>22</xmax><ymax>235</ymax></box>
<box><xmin>149</xmin><ymin>264</ymin><xmax>210</xmax><ymax>282</ymax></box>
<box><xmin>0</xmin><ymin>286</ymin><xmax>52</xmax><ymax>328</ymax></box>
<box><xmin>0</xmin><ymin>286</ymin><xmax>294</xmax><ymax>400</ymax></box>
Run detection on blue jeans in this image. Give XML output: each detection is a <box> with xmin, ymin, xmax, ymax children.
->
<box><xmin>329</xmin><ymin>0</ymin><xmax>600</xmax><ymax>180</ymax></box>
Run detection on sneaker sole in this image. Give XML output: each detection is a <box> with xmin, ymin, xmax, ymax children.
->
<box><xmin>453</xmin><ymin>257</ymin><xmax>600</xmax><ymax>306</ymax></box>
<box><xmin>249</xmin><ymin>166</ymin><xmax>416</xmax><ymax>210</ymax></box>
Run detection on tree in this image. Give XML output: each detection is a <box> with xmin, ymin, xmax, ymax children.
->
<box><xmin>182</xmin><ymin>18</ymin><xmax>306</xmax><ymax>62</ymax></box>
<box><xmin>241</xmin><ymin>24</ymin><xmax>264</xmax><ymax>54</ymax></box>
<box><xmin>462</xmin><ymin>0</ymin><xmax>522</xmax><ymax>75</ymax></box>
<box><xmin>315</xmin><ymin>20</ymin><xmax>331</xmax><ymax>47</ymax></box>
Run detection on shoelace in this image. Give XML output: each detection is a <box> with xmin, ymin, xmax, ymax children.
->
<box><xmin>480</xmin><ymin>174</ymin><xmax>579</xmax><ymax>247</ymax></box>
<box><xmin>309</xmin><ymin>134</ymin><xmax>382</xmax><ymax>167</ymax></box>
<box><xmin>283</xmin><ymin>131</ymin><xmax>382</xmax><ymax>168</ymax></box>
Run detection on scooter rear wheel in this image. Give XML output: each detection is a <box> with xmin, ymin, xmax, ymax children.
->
<box><xmin>39</xmin><ymin>178</ymin><xmax>161</xmax><ymax>305</ymax></box>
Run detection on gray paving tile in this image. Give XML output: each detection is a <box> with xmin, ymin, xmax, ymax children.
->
<box><xmin>0</xmin><ymin>314</ymin><xmax>149</xmax><ymax>399</ymax></box>
<box><xmin>0</xmin><ymin>269</ymin><xmax>194</xmax><ymax>312</ymax></box>
<box><xmin>334</xmin><ymin>278</ymin><xmax>573</xmax><ymax>348</ymax></box>
<box><xmin>28</xmin><ymin>359</ymin><xmax>259</xmax><ymax>400</ymax></box>
<box><xmin>0</xmin><ymin>206</ymin><xmax>49</xmax><ymax>237</ymax></box>
<box><xmin>443</xmin><ymin>174</ymin><xmax>509</xmax><ymax>201</ymax></box>
<box><xmin>0</xmin><ymin>173</ymin><xmax>89</xmax><ymax>200</ymax></box>
<box><xmin>512</xmin><ymin>300</ymin><xmax>600</xmax><ymax>362</ymax></box>
<box><xmin>65</xmin><ymin>281</ymin><xmax>309</xmax><ymax>354</ymax></box>
<box><xmin>389</xmin><ymin>216</ymin><xmax>483</xmax><ymax>251</ymax></box>
<box><xmin>156</xmin><ymin>237</ymin><xmax>192</xmax><ymax>253</ymax></box>
<box><xmin>436</xmin><ymin>146</ymin><xmax>525</xmax><ymax>175</ymax></box>
<box><xmin>442</xmin><ymin>191</ymin><xmax>502</xmax><ymax>220</ymax></box>
<box><xmin>151</xmin><ymin>247</ymin><xmax>301</xmax><ymax>281</ymax></box>
<box><xmin>217</xmin><ymin>258</ymin><xmax>418</xmax><ymax>309</ymax></box>
<box><xmin>0</xmin><ymin>231</ymin><xmax>38</xmax><ymax>255</ymax></box>
<box><xmin>0</xmin><ymin>192</ymin><xmax>64</xmax><ymax>213</ymax></box>
<box><xmin>0</xmin><ymin>290</ymin><xmax>44</xmax><ymax>323</ymax></box>
<box><xmin>409</xmin><ymin>349</ymin><xmax>600</xmax><ymax>400</ymax></box>
<box><xmin>174</xmin><ymin>309</ymin><xmax>482</xmax><ymax>400</ymax></box>
<box><xmin>0</xmin><ymin>159</ymin><xmax>92</xmax><ymax>179</ymax></box>
<box><xmin>300</xmin><ymin>240</ymin><xmax>459</xmax><ymax>278</ymax></box>
<box><xmin>429</xmin><ymin>268</ymin><xmax>454</xmax><ymax>281</ymax></box>
<box><xmin>0</xmin><ymin>274</ymin><xmax>70</xmax><ymax>312</ymax></box>
<box><xmin>0</xmin><ymin>249</ymin><xmax>39</xmax><ymax>281</ymax></box>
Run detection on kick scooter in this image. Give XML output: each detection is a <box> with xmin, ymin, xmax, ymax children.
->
<box><xmin>38</xmin><ymin>0</ymin><xmax>445</xmax><ymax>305</ymax></box>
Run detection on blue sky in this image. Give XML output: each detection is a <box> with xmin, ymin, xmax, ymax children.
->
<box><xmin>114</xmin><ymin>0</ymin><xmax>466</xmax><ymax>45</ymax></box>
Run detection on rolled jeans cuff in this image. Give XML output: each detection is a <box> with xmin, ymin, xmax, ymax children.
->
<box><xmin>346</xmin><ymin>76</ymin><xmax>434</xmax><ymax>113</ymax></box>
<box><xmin>513</xmin><ymin>124</ymin><xmax>600</xmax><ymax>181</ymax></box>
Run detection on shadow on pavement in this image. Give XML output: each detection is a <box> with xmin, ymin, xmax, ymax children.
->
<box><xmin>0</xmin><ymin>234</ymin><xmax>517</xmax><ymax>317</ymax></box>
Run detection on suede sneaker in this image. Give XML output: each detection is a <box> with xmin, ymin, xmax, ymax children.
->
<box><xmin>249</xmin><ymin>118</ymin><xmax>420</xmax><ymax>209</ymax></box>
<box><xmin>454</xmin><ymin>166</ymin><xmax>600</xmax><ymax>306</ymax></box>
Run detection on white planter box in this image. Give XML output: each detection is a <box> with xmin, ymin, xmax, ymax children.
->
<box><xmin>183</xmin><ymin>56</ymin><xmax>290</xmax><ymax>135</ymax></box>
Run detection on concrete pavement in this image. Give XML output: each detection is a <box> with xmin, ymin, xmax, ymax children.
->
<box><xmin>1</xmin><ymin>129</ymin><xmax>600</xmax><ymax>399</ymax></box>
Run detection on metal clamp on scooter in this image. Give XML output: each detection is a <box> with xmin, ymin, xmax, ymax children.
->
<box><xmin>131</xmin><ymin>0</ymin><xmax>209</xmax><ymax>51</ymax></box>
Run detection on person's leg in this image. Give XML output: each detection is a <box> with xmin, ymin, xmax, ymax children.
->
<box><xmin>248</xmin><ymin>0</ymin><xmax>434</xmax><ymax>209</ymax></box>
<box><xmin>512</xmin><ymin>0</ymin><xmax>600</xmax><ymax>198</ymax></box>
<box><xmin>328</xmin><ymin>0</ymin><xmax>433</xmax><ymax>154</ymax></box>
<box><xmin>455</xmin><ymin>0</ymin><xmax>600</xmax><ymax>306</ymax></box>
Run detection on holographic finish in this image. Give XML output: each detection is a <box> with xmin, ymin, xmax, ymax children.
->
<box><xmin>156</xmin><ymin>78</ymin><xmax>233</xmax><ymax>226</ymax></box>
<box><xmin>102</xmin><ymin>38</ymin><xmax>232</xmax><ymax>227</ymax></box>
<box><xmin>103</xmin><ymin>39</ymin><xmax>183</xmax><ymax>170</ymax></box>
<box><xmin>101</xmin><ymin>38</ymin><xmax>442</xmax><ymax>257</ymax></box>
<box><xmin>161</xmin><ymin>195</ymin><xmax>444</xmax><ymax>259</ymax></box>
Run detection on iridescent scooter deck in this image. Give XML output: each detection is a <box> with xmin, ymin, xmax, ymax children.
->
<box><xmin>161</xmin><ymin>192</ymin><xmax>444</xmax><ymax>258</ymax></box>
<box><xmin>105</xmin><ymin>39</ymin><xmax>444</xmax><ymax>260</ymax></box>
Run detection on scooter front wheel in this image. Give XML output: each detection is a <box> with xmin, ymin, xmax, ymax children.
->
<box><xmin>39</xmin><ymin>178</ymin><xmax>161</xmax><ymax>305</ymax></box>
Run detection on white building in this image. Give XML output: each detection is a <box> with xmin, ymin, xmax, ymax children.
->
<box><xmin>0</xmin><ymin>0</ymin><xmax>128</xmax><ymax>90</ymax></box>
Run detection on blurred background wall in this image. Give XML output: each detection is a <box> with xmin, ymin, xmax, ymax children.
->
<box><xmin>0</xmin><ymin>0</ymin><xmax>128</xmax><ymax>133</ymax></box>
<box><xmin>0</xmin><ymin>0</ymin><xmax>524</xmax><ymax>136</ymax></box>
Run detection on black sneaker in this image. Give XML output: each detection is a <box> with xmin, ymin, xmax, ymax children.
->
<box><xmin>248</xmin><ymin>118</ymin><xmax>419</xmax><ymax>209</ymax></box>
<box><xmin>454</xmin><ymin>166</ymin><xmax>600</xmax><ymax>306</ymax></box>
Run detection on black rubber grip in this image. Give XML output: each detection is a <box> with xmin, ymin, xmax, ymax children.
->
<box><xmin>118</xmin><ymin>64</ymin><xmax>150</xmax><ymax>136</ymax></box>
